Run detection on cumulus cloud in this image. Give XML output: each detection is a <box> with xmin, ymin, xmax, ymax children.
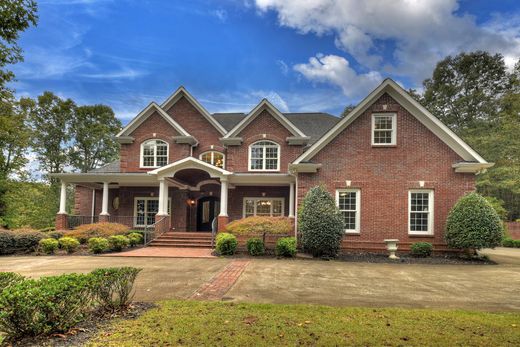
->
<box><xmin>294</xmin><ymin>54</ymin><xmax>382</xmax><ymax>98</ymax></box>
<box><xmin>255</xmin><ymin>0</ymin><xmax>520</xmax><ymax>85</ymax></box>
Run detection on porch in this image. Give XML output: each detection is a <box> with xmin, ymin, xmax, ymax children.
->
<box><xmin>53</xmin><ymin>157</ymin><xmax>296</xmax><ymax>245</ymax></box>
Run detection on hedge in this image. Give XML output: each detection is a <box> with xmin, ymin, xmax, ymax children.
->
<box><xmin>65</xmin><ymin>222</ymin><xmax>129</xmax><ymax>244</ymax></box>
<box><xmin>0</xmin><ymin>230</ymin><xmax>47</xmax><ymax>255</ymax></box>
<box><xmin>224</xmin><ymin>216</ymin><xmax>292</xmax><ymax>235</ymax></box>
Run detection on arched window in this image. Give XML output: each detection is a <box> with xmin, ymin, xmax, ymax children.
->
<box><xmin>200</xmin><ymin>151</ymin><xmax>225</xmax><ymax>169</ymax></box>
<box><xmin>140</xmin><ymin>139</ymin><xmax>168</xmax><ymax>168</ymax></box>
<box><xmin>249</xmin><ymin>140</ymin><xmax>280</xmax><ymax>171</ymax></box>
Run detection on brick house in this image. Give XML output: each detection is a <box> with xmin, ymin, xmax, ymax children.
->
<box><xmin>54</xmin><ymin>79</ymin><xmax>492</xmax><ymax>251</ymax></box>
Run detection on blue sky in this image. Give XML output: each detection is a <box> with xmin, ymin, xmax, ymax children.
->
<box><xmin>10</xmin><ymin>0</ymin><xmax>520</xmax><ymax>121</ymax></box>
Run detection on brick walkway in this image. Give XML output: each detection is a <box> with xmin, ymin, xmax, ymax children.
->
<box><xmin>190</xmin><ymin>259</ymin><xmax>250</xmax><ymax>300</ymax></box>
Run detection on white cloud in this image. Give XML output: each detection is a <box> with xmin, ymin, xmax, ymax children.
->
<box><xmin>79</xmin><ymin>68</ymin><xmax>148</xmax><ymax>80</ymax></box>
<box><xmin>276</xmin><ymin>59</ymin><xmax>289</xmax><ymax>75</ymax></box>
<box><xmin>294</xmin><ymin>54</ymin><xmax>382</xmax><ymax>98</ymax></box>
<box><xmin>254</xmin><ymin>0</ymin><xmax>520</xmax><ymax>84</ymax></box>
<box><xmin>213</xmin><ymin>9</ymin><xmax>228</xmax><ymax>22</ymax></box>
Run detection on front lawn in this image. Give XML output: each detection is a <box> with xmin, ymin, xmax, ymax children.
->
<box><xmin>88</xmin><ymin>300</ymin><xmax>520</xmax><ymax>346</ymax></box>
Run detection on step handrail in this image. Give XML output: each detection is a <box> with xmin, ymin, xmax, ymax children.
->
<box><xmin>211</xmin><ymin>217</ymin><xmax>218</xmax><ymax>248</ymax></box>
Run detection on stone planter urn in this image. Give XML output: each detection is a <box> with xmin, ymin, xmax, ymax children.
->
<box><xmin>384</xmin><ymin>239</ymin><xmax>399</xmax><ymax>259</ymax></box>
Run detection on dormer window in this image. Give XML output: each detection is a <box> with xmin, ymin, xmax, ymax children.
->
<box><xmin>372</xmin><ymin>113</ymin><xmax>396</xmax><ymax>146</ymax></box>
<box><xmin>200</xmin><ymin>151</ymin><xmax>225</xmax><ymax>169</ymax></box>
<box><xmin>249</xmin><ymin>140</ymin><xmax>280</xmax><ymax>171</ymax></box>
<box><xmin>141</xmin><ymin>139</ymin><xmax>168</xmax><ymax>168</ymax></box>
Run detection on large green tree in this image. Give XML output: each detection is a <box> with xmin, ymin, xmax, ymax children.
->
<box><xmin>0</xmin><ymin>0</ymin><xmax>38</xmax><ymax>94</ymax></box>
<box><xmin>70</xmin><ymin>105</ymin><xmax>121</xmax><ymax>173</ymax></box>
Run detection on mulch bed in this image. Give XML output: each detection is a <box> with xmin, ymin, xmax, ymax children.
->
<box><xmin>9</xmin><ymin>302</ymin><xmax>155</xmax><ymax>347</ymax></box>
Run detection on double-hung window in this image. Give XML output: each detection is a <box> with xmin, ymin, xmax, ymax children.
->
<box><xmin>372</xmin><ymin>113</ymin><xmax>396</xmax><ymax>146</ymax></box>
<box><xmin>249</xmin><ymin>141</ymin><xmax>280</xmax><ymax>171</ymax></box>
<box><xmin>408</xmin><ymin>190</ymin><xmax>434</xmax><ymax>235</ymax></box>
<box><xmin>243</xmin><ymin>197</ymin><xmax>284</xmax><ymax>217</ymax></box>
<box><xmin>336</xmin><ymin>189</ymin><xmax>360</xmax><ymax>233</ymax></box>
<box><xmin>141</xmin><ymin>140</ymin><xmax>168</xmax><ymax>168</ymax></box>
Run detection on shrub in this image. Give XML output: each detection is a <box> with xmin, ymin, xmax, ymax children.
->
<box><xmin>39</xmin><ymin>238</ymin><xmax>59</xmax><ymax>254</ymax></box>
<box><xmin>246</xmin><ymin>238</ymin><xmax>265</xmax><ymax>256</ymax></box>
<box><xmin>410</xmin><ymin>242</ymin><xmax>433</xmax><ymax>257</ymax></box>
<box><xmin>38</xmin><ymin>227</ymin><xmax>56</xmax><ymax>233</ymax></box>
<box><xmin>483</xmin><ymin>196</ymin><xmax>508</xmax><ymax>221</ymax></box>
<box><xmin>65</xmin><ymin>222</ymin><xmax>129</xmax><ymax>244</ymax></box>
<box><xmin>0</xmin><ymin>273</ymin><xmax>93</xmax><ymax>338</ymax></box>
<box><xmin>58</xmin><ymin>237</ymin><xmax>80</xmax><ymax>253</ymax></box>
<box><xmin>0</xmin><ymin>230</ymin><xmax>48</xmax><ymax>254</ymax></box>
<box><xmin>225</xmin><ymin>216</ymin><xmax>293</xmax><ymax>235</ymax></box>
<box><xmin>0</xmin><ymin>272</ymin><xmax>25</xmax><ymax>292</ymax></box>
<box><xmin>108</xmin><ymin>235</ymin><xmax>130</xmax><ymax>252</ymax></box>
<box><xmin>90</xmin><ymin>267</ymin><xmax>142</xmax><ymax>311</ymax></box>
<box><xmin>215</xmin><ymin>233</ymin><xmax>238</xmax><ymax>255</ymax></box>
<box><xmin>275</xmin><ymin>237</ymin><xmax>297</xmax><ymax>257</ymax></box>
<box><xmin>502</xmin><ymin>237</ymin><xmax>515</xmax><ymax>247</ymax></box>
<box><xmin>128</xmin><ymin>232</ymin><xmax>143</xmax><ymax>247</ymax></box>
<box><xmin>445</xmin><ymin>193</ymin><xmax>504</xmax><ymax>250</ymax></box>
<box><xmin>298</xmin><ymin>186</ymin><xmax>344</xmax><ymax>257</ymax></box>
<box><xmin>47</xmin><ymin>230</ymin><xmax>67</xmax><ymax>240</ymax></box>
<box><xmin>88</xmin><ymin>237</ymin><xmax>109</xmax><ymax>254</ymax></box>
<box><xmin>0</xmin><ymin>231</ymin><xmax>16</xmax><ymax>255</ymax></box>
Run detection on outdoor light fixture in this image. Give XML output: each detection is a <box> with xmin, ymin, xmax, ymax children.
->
<box><xmin>261</xmin><ymin>192</ymin><xmax>266</xmax><ymax>197</ymax></box>
<box><xmin>187</xmin><ymin>199</ymin><xmax>196</xmax><ymax>206</ymax></box>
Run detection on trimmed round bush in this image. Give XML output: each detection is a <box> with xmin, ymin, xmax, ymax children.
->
<box><xmin>38</xmin><ymin>238</ymin><xmax>59</xmax><ymax>254</ymax></box>
<box><xmin>410</xmin><ymin>242</ymin><xmax>433</xmax><ymax>257</ymax></box>
<box><xmin>88</xmin><ymin>237</ymin><xmax>109</xmax><ymax>254</ymax></box>
<box><xmin>445</xmin><ymin>193</ymin><xmax>504</xmax><ymax>250</ymax></box>
<box><xmin>275</xmin><ymin>237</ymin><xmax>296</xmax><ymax>257</ymax></box>
<box><xmin>128</xmin><ymin>232</ymin><xmax>143</xmax><ymax>247</ymax></box>
<box><xmin>215</xmin><ymin>233</ymin><xmax>238</xmax><ymax>255</ymax></box>
<box><xmin>58</xmin><ymin>237</ymin><xmax>80</xmax><ymax>254</ymax></box>
<box><xmin>298</xmin><ymin>185</ymin><xmax>344</xmax><ymax>257</ymax></box>
<box><xmin>108</xmin><ymin>235</ymin><xmax>130</xmax><ymax>252</ymax></box>
<box><xmin>246</xmin><ymin>238</ymin><xmax>265</xmax><ymax>256</ymax></box>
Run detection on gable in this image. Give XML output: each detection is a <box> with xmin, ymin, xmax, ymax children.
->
<box><xmin>293</xmin><ymin>79</ymin><xmax>490</xmax><ymax>170</ymax></box>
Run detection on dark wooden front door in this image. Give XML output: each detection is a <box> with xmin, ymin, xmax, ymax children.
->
<box><xmin>196</xmin><ymin>197</ymin><xmax>220</xmax><ymax>231</ymax></box>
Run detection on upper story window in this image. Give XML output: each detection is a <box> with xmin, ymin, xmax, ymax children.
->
<box><xmin>372</xmin><ymin>113</ymin><xmax>396</xmax><ymax>146</ymax></box>
<box><xmin>200</xmin><ymin>151</ymin><xmax>225</xmax><ymax>169</ymax></box>
<box><xmin>336</xmin><ymin>189</ymin><xmax>360</xmax><ymax>233</ymax></box>
<box><xmin>140</xmin><ymin>139</ymin><xmax>168</xmax><ymax>168</ymax></box>
<box><xmin>409</xmin><ymin>190</ymin><xmax>434</xmax><ymax>235</ymax></box>
<box><xmin>249</xmin><ymin>140</ymin><xmax>280</xmax><ymax>171</ymax></box>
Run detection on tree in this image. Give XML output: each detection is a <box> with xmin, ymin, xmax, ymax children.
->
<box><xmin>340</xmin><ymin>104</ymin><xmax>356</xmax><ymax>118</ymax></box>
<box><xmin>70</xmin><ymin>105</ymin><xmax>121</xmax><ymax>173</ymax></box>
<box><xmin>298</xmin><ymin>185</ymin><xmax>344</xmax><ymax>257</ymax></box>
<box><xmin>445</xmin><ymin>193</ymin><xmax>503</xmax><ymax>251</ymax></box>
<box><xmin>21</xmin><ymin>92</ymin><xmax>75</xmax><ymax>181</ymax></box>
<box><xmin>422</xmin><ymin>51</ymin><xmax>511</xmax><ymax>136</ymax></box>
<box><xmin>0</xmin><ymin>0</ymin><xmax>38</xmax><ymax>93</ymax></box>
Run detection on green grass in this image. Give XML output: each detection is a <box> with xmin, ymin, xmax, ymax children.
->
<box><xmin>88</xmin><ymin>300</ymin><xmax>520</xmax><ymax>346</ymax></box>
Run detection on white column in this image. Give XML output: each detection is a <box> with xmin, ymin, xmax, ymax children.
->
<box><xmin>58</xmin><ymin>181</ymin><xmax>67</xmax><ymax>214</ymax></box>
<box><xmin>289</xmin><ymin>182</ymin><xmax>295</xmax><ymax>217</ymax></box>
<box><xmin>158</xmin><ymin>178</ymin><xmax>168</xmax><ymax>215</ymax></box>
<box><xmin>101</xmin><ymin>182</ymin><xmax>110</xmax><ymax>216</ymax></box>
<box><xmin>219</xmin><ymin>178</ymin><xmax>228</xmax><ymax>217</ymax></box>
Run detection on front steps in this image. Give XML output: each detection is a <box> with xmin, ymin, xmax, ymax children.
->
<box><xmin>149</xmin><ymin>231</ymin><xmax>213</xmax><ymax>248</ymax></box>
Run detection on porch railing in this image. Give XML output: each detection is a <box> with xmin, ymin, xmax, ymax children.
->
<box><xmin>67</xmin><ymin>215</ymin><xmax>99</xmax><ymax>229</ymax></box>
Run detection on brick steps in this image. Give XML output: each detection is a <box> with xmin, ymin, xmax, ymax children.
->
<box><xmin>149</xmin><ymin>231</ymin><xmax>213</xmax><ymax>248</ymax></box>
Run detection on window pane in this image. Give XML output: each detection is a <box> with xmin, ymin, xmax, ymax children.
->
<box><xmin>342</xmin><ymin>211</ymin><xmax>356</xmax><ymax>230</ymax></box>
<box><xmin>156</xmin><ymin>144</ymin><xmax>167</xmax><ymax>155</ymax></box>
<box><xmin>250</xmin><ymin>158</ymin><xmax>263</xmax><ymax>170</ymax></box>
<box><xmin>245</xmin><ymin>199</ymin><xmax>255</xmax><ymax>217</ymax></box>
<box><xmin>201</xmin><ymin>152</ymin><xmax>212</xmax><ymax>164</ymax></box>
<box><xmin>143</xmin><ymin>156</ymin><xmax>155</xmax><ymax>167</ymax></box>
<box><xmin>146</xmin><ymin>199</ymin><xmax>159</xmax><ymax>226</ymax></box>
<box><xmin>256</xmin><ymin>200</ymin><xmax>272</xmax><ymax>216</ymax></box>
<box><xmin>373</xmin><ymin>115</ymin><xmax>394</xmax><ymax>144</ymax></box>
<box><xmin>213</xmin><ymin>153</ymin><xmax>224</xmax><ymax>168</ymax></box>
<box><xmin>136</xmin><ymin>200</ymin><xmax>145</xmax><ymax>226</ymax></box>
<box><xmin>156</xmin><ymin>156</ymin><xmax>167</xmax><ymax>166</ymax></box>
<box><xmin>374</xmin><ymin>130</ymin><xmax>392</xmax><ymax>144</ymax></box>
<box><xmin>338</xmin><ymin>192</ymin><xmax>356</xmax><ymax>211</ymax></box>
<box><xmin>272</xmin><ymin>200</ymin><xmax>282</xmax><ymax>216</ymax></box>
<box><xmin>374</xmin><ymin>116</ymin><xmax>393</xmax><ymax>130</ymax></box>
<box><xmin>265</xmin><ymin>159</ymin><xmax>278</xmax><ymax>170</ymax></box>
<box><xmin>410</xmin><ymin>192</ymin><xmax>431</xmax><ymax>232</ymax></box>
<box><xmin>250</xmin><ymin>147</ymin><xmax>263</xmax><ymax>159</ymax></box>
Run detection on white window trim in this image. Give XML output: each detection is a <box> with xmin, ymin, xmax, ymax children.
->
<box><xmin>408</xmin><ymin>190</ymin><xmax>434</xmax><ymax>235</ymax></box>
<box><xmin>371</xmin><ymin>113</ymin><xmax>397</xmax><ymax>146</ymax></box>
<box><xmin>336</xmin><ymin>189</ymin><xmax>361</xmax><ymax>234</ymax></box>
<box><xmin>199</xmin><ymin>151</ymin><xmax>225</xmax><ymax>169</ymax></box>
<box><xmin>242</xmin><ymin>197</ymin><xmax>285</xmax><ymax>218</ymax></box>
<box><xmin>140</xmin><ymin>139</ymin><xmax>169</xmax><ymax>168</ymax></box>
<box><xmin>248</xmin><ymin>140</ymin><xmax>281</xmax><ymax>172</ymax></box>
<box><xmin>133</xmin><ymin>196</ymin><xmax>171</xmax><ymax>227</ymax></box>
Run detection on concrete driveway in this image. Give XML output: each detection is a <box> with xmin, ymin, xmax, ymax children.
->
<box><xmin>0</xmin><ymin>255</ymin><xmax>519</xmax><ymax>311</ymax></box>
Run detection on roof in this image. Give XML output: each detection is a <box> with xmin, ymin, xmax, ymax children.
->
<box><xmin>293</xmin><ymin>78</ymin><xmax>489</xmax><ymax>166</ymax></box>
<box><xmin>89</xmin><ymin>160</ymin><xmax>121</xmax><ymax>173</ymax></box>
<box><xmin>212</xmin><ymin>112</ymin><xmax>339</xmax><ymax>144</ymax></box>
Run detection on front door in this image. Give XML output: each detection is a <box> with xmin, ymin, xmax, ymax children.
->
<box><xmin>196</xmin><ymin>197</ymin><xmax>220</xmax><ymax>231</ymax></box>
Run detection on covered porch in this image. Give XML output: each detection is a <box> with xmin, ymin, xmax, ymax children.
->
<box><xmin>54</xmin><ymin>158</ymin><xmax>296</xmax><ymax>241</ymax></box>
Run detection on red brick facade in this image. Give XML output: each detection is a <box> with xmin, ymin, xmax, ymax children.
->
<box><xmin>68</xmin><ymin>83</ymin><xmax>484</xmax><ymax>253</ymax></box>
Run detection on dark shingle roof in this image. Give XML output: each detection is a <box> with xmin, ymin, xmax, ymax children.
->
<box><xmin>212</xmin><ymin>112</ymin><xmax>339</xmax><ymax>144</ymax></box>
<box><xmin>89</xmin><ymin>160</ymin><xmax>121</xmax><ymax>173</ymax></box>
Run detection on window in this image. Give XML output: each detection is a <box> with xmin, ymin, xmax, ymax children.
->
<box><xmin>336</xmin><ymin>189</ymin><xmax>360</xmax><ymax>233</ymax></box>
<box><xmin>409</xmin><ymin>190</ymin><xmax>434</xmax><ymax>234</ymax></box>
<box><xmin>243</xmin><ymin>197</ymin><xmax>284</xmax><ymax>217</ymax></box>
<box><xmin>141</xmin><ymin>140</ymin><xmax>168</xmax><ymax>168</ymax></box>
<box><xmin>249</xmin><ymin>141</ymin><xmax>280</xmax><ymax>171</ymax></box>
<box><xmin>134</xmin><ymin>197</ymin><xmax>171</xmax><ymax>227</ymax></box>
<box><xmin>372</xmin><ymin>113</ymin><xmax>396</xmax><ymax>145</ymax></box>
<box><xmin>200</xmin><ymin>151</ymin><xmax>225</xmax><ymax>168</ymax></box>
